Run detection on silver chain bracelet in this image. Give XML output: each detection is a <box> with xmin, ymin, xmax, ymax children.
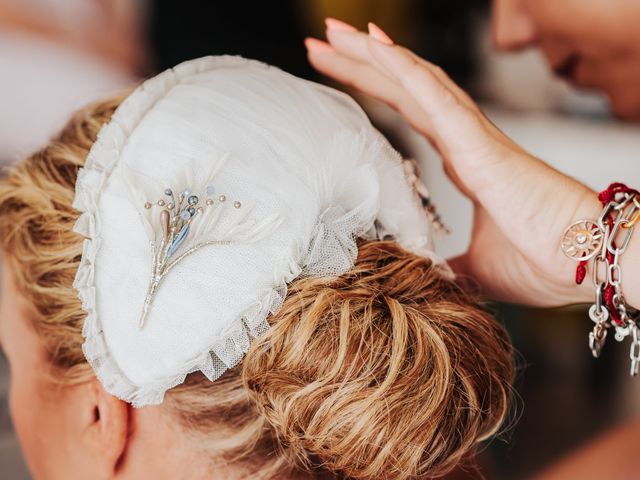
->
<box><xmin>561</xmin><ymin>187</ymin><xmax>640</xmax><ymax>375</ymax></box>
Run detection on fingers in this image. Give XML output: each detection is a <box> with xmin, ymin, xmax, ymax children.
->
<box><xmin>305</xmin><ymin>37</ymin><xmax>440</xmax><ymax>145</ymax></box>
<box><xmin>324</xmin><ymin>20</ymin><xmax>373</xmax><ymax>67</ymax></box>
<box><xmin>306</xmin><ymin>19</ymin><xmax>526</xmax><ymax>200</ymax></box>
<box><xmin>310</xmin><ymin>22</ymin><xmax>407</xmax><ymax>107</ymax></box>
<box><xmin>307</xmin><ymin>20</ymin><xmax>493</xmax><ymax>157</ymax></box>
<box><xmin>321</xmin><ymin>21</ymin><xmax>438</xmax><ymax>102</ymax></box>
<box><xmin>366</xmin><ymin>22</ymin><xmax>478</xmax><ymax>113</ymax></box>
<box><xmin>304</xmin><ymin>37</ymin><xmax>335</xmax><ymax>55</ymax></box>
<box><xmin>325</xmin><ymin>21</ymin><xmax>403</xmax><ymax>84</ymax></box>
<box><xmin>312</xmin><ymin>18</ymin><xmax>477</xmax><ymax>124</ymax></box>
<box><xmin>364</xmin><ymin>34</ymin><xmax>488</xmax><ymax>152</ymax></box>
<box><xmin>305</xmin><ymin>38</ymin><xmax>406</xmax><ymax>109</ymax></box>
<box><xmin>365</xmin><ymin>25</ymin><xmax>524</xmax><ymax>162</ymax></box>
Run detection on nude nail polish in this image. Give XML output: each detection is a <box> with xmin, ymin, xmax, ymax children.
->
<box><xmin>304</xmin><ymin>37</ymin><xmax>335</xmax><ymax>54</ymax></box>
<box><xmin>368</xmin><ymin>22</ymin><xmax>394</xmax><ymax>45</ymax></box>
<box><xmin>325</xmin><ymin>17</ymin><xmax>358</xmax><ymax>32</ymax></box>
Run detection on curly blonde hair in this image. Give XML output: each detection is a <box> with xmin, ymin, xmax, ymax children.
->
<box><xmin>0</xmin><ymin>97</ymin><xmax>514</xmax><ymax>480</ymax></box>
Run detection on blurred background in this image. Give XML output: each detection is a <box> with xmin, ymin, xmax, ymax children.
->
<box><xmin>1</xmin><ymin>1</ymin><xmax>639</xmax><ymax>479</ymax></box>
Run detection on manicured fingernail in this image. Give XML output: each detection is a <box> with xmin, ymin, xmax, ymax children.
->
<box><xmin>325</xmin><ymin>17</ymin><xmax>357</xmax><ymax>32</ymax></box>
<box><xmin>304</xmin><ymin>37</ymin><xmax>335</xmax><ymax>54</ymax></box>
<box><xmin>368</xmin><ymin>22</ymin><xmax>394</xmax><ymax>45</ymax></box>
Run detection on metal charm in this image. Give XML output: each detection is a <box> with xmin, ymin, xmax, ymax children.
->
<box><xmin>561</xmin><ymin>220</ymin><xmax>604</xmax><ymax>261</ymax></box>
<box><xmin>588</xmin><ymin>303</ymin><xmax>609</xmax><ymax>358</ymax></box>
<box><xmin>614</xmin><ymin>323</ymin><xmax>631</xmax><ymax>342</ymax></box>
<box><xmin>589</xmin><ymin>323</ymin><xmax>608</xmax><ymax>358</ymax></box>
<box><xmin>564</xmin><ymin>189</ymin><xmax>640</xmax><ymax>375</ymax></box>
<box><xmin>630</xmin><ymin>324</ymin><xmax>640</xmax><ymax>376</ymax></box>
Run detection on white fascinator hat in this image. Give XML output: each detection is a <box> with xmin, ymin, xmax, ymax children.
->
<box><xmin>72</xmin><ymin>56</ymin><xmax>450</xmax><ymax>407</ymax></box>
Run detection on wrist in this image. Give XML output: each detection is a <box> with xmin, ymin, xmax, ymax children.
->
<box><xmin>560</xmin><ymin>183</ymin><xmax>640</xmax><ymax>374</ymax></box>
<box><xmin>561</xmin><ymin>185</ymin><xmax>640</xmax><ymax>309</ymax></box>
<box><xmin>558</xmin><ymin>188</ymin><xmax>602</xmax><ymax>306</ymax></box>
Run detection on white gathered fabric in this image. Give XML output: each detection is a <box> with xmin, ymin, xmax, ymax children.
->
<box><xmin>72</xmin><ymin>56</ymin><xmax>451</xmax><ymax>407</ymax></box>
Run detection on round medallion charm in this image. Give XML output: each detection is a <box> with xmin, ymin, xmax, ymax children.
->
<box><xmin>561</xmin><ymin>220</ymin><xmax>604</xmax><ymax>261</ymax></box>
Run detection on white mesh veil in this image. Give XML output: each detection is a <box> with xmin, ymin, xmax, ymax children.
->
<box><xmin>72</xmin><ymin>56</ymin><xmax>451</xmax><ymax>407</ymax></box>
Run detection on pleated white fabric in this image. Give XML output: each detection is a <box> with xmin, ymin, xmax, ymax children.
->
<box><xmin>72</xmin><ymin>56</ymin><xmax>450</xmax><ymax>407</ymax></box>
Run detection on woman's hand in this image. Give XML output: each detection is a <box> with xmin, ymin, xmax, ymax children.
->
<box><xmin>305</xmin><ymin>19</ymin><xmax>608</xmax><ymax>308</ymax></box>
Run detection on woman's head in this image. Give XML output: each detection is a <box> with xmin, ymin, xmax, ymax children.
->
<box><xmin>491</xmin><ymin>0</ymin><xmax>640</xmax><ymax>120</ymax></box>
<box><xmin>0</xmin><ymin>70</ymin><xmax>514</xmax><ymax>479</ymax></box>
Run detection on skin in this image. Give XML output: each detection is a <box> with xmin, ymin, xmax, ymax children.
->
<box><xmin>0</xmin><ymin>255</ymin><xmax>485</xmax><ymax>479</ymax></box>
<box><xmin>305</xmin><ymin>18</ymin><xmax>640</xmax><ymax>479</ymax></box>
<box><xmin>534</xmin><ymin>418</ymin><xmax>640</xmax><ymax>479</ymax></box>
<box><xmin>0</xmin><ymin>0</ymin><xmax>146</xmax><ymax>74</ymax></box>
<box><xmin>305</xmin><ymin>21</ymin><xmax>640</xmax><ymax>310</ymax></box>
<box><xmin>0</xmin><ymin>259</ymin><xmax>216</xmax><ymax>480</ymax></box>
<box><xmin>3</xmin><ymin>5</ymin><xmax>640</xmax><ymax>474</ymax></box>
<box><xmin>492</xmin><ymin>0</ymin><xmax>640</xmax><ymax>120</ymax></box>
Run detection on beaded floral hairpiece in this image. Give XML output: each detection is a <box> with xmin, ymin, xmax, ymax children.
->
<box><xmin>72</xmin><ymin>56</ymin><xmax>450</xmax><ymax>407</ymax></box>
<box><xmin>139</xmin><ymin>185</ymin><xmax>242</xmax><ymax>328</ymax></box>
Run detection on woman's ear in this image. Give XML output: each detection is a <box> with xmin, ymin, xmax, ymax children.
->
<box><xmin>82</xmin><ymin>379</ymin><xmax>130</xmax><ymax>477</ymax></box>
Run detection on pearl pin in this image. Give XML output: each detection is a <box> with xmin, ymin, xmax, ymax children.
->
<box><xmin>234</xmin><ymin>201</ymin><xmax>241</xmax><ymax>209</ymax></box>
<box><xmin>219</xmin><ymin>195</ymin><xmax>226</xmax><ymax>202</ymax></box>
<box><xmin>144</xmin><ymin>202</ymin><xmax>152</xmax><ymax>209</ymax></box>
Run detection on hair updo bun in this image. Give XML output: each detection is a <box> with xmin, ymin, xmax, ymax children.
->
<box><xmin>243</xmin><ymin>240</ymin><xmax>514</xmax><ymax>479</ymax></box>
<box><xmin>0</xmin><ymin>96</ymin><xmax>513</xmax><ymax>480</ymax></box>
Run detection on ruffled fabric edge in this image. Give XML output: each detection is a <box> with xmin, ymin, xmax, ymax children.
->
<box><xmin>72</xmin><ymin>55</ymin><xmax>451</xmax><ymax>407</ymax></box>
<box><xmin>73</xmin><ymin>56</ymin><xmax>273</xmax><ymax>406</ymax></box>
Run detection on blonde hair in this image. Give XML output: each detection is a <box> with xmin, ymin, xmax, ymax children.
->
<box><xmin>0</xmin><ymin>97</ymin><xmax>514</xmax><ymax>479</ymax></box>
